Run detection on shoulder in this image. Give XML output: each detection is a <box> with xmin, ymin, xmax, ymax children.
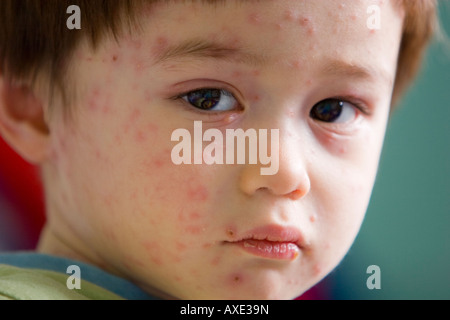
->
<box><xmin>0</xmin><ymin>253</ymin><xmax>124</xmax><ymax>300</ymax></box>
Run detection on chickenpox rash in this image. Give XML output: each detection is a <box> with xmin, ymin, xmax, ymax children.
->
<box><xmin>228</xmin><ymin>273</ymin><xmax>245</xmax><ymax>286</ymax></box>
<box><xmin>232</xmin><ymin>71</ymin><xmax>242</xmax><ymax>78</ymax></box>
<box><xmin>248</xmin><ymin>12</ymin><xmax>262</xmax><ymax>25</ymax></box>
<box><xmin>299</xmin><ymin>16</ymin><xmax>311</xmax><ymax>27</ymax></box>
<box><xmin>185</xmin><ymin>224</ymin><xmax>207</xmax><ymax>235</ymax></box>
<box><xmin>123</xmin><ymin>108</ymin><xmax>142</xmax><ymax>134</ymax></box>
<box><xmin>142</xmin><ymin>241</ymin><xmax>165</xmax><ymax>266</ymax></box>
<box><xmin>189</xmin><ymin>211</ymin><xmax>202</xmax><ymax>220</ymax></box>
<box><xmin>339</xmin><ymin>146</ymin><xmax>348</xmax><ymax>155</ymax></box>
<box><xmin>252</xmin><ymin>70</ymin><xmax>261</xmax><ymax>77</ymax></box>
<box><xmin>86</xmin><ymin>87</ymin><xmax>115</xmax><ymax>116</ymax></box>
<box><xmin>176</xmin><ymin>241</ymin><xmax>187</xmax><ymax>252</ymax></box>
<box><xmin>275</xmin><ymin>22</ymin><xmax>284</xmax><ymax>31</ymax></box>
<box><xmin>313</xmin><ymin>264</ymin><xmax>322</xmax><ymax>277</ymax></box>
<box><xmin>210</xmin><ymin>256</ymin><xmax>221</xmax><ymax>266</ymax></box>
<box><xmin>283</xmin><ymin>9</ymin><xmax>298</xmax><ymax>22</ymax></box>
<box><xmin>186</xmin><ymin>183</ymin><xmax>209</xmax><ymax>202</ymax></box>
<box><xmin>289</xmin><ymin>59</ymin><xmax>303</xmax><ymax>70</ymax></box>
<box><xmin>151</xmin><ymin>36</ymin><xmax>170</xmax><ymax>58</ymax></box>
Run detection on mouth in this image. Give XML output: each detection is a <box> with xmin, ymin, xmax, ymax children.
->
<box><xmin>224</xmin><ymin>225</ymin><xmax>306</xmax><ymax>261</ymax></box>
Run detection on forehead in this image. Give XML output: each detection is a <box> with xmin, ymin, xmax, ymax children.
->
<box><xmin>132</xmin><ymin>0</ymin><xmax>403</xmax><ymax>83</ymax></box>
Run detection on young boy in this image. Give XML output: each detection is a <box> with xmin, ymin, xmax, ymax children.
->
<box><xmin>0</xmin><ymin>0</ymin><xmax>437</xmax><ymax>300</ymax></box>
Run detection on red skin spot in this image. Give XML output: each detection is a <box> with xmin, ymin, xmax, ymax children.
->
<box><xmin>299</xmin><ymin>16</ymin><xmax>310</xmax><ymax>27</ymax></box>
<box><xmin>113</xmin><ymin>133</ymin><xmax>123</xmax><ymax>146</ymax></box>
<box><xmin>129</xmin><ymin>108</ymin><xmax>142</xmax><ymax>123</ymax></box>
<box><xmin>313</xmin><ymin>264</ymin><xmax>322</xmax><ymax>277</ymax></box>
<box><xmin>178</xmin><ymin>209</ymin><xmax>186</xmax><ymax>222</ymax></box>
<box><xmin>252</xmin><ymin>70</ymin><xmax>261</xmax><ymax>77</ymax></box>
<box><xmin>232</xmin><ymin>71</ymin><xmax>242</xmax><ymax>78</ymax></box>
<box><xmin>187</xmin><ymin>183</ymin><xmax>209</xmax><ymax>202</ymax></box>
<box><xmin>225</xmin><ymin>226</ymin><xmax>237</xmax><ymax>240</ymax></box>
<box><xmin>102</xmin><ymin>105</ymin><xmax>111</xmax><ymax>115</ymax></box>
<box><xmin>87</xmin><ymin>88</ymin><xmax>101</xmax><ymax>111</ymax></box>
<box><xmin>143</xmin><ymin>90</ymin><xmax>153</xmax><ymax>103</ymax></box>
<box><xmin>94</xmin><ymin>149</ymin><xmax>102</xmax><ymax>160</ymax></box>
<box><xmin>283</xmin><ymin>9</ymin><xmax>297</xmax><ymax>21</ymax></box>
<box><xmin>153</xmin><ymin>158</ymin><xmax>165</xmax><ymax>168</ymax></box>
<box><xmin>189</xmin><ymin>211</ymin><xmax>202</xmax><ymax>220</ymax></box>
<box><xmin>152</xmin><ymin>36</ymin><xmax>169</xmax><ymax>58</ymax></box>
<box><xmin>339</xmin><ymin>146</ymin><xmax>347</xmax><ymax>154</ymax></box>
<box><xmin>309</xmin><ymin>214</ymin><xmax>317</xmax><ymax>223</ymax></box>
<box><xmin>176</xmin><ymin>241</ymin><xmax>187</xmax><ymax>251</ymax></box>
<box><xmin>185</xmin><ymin>224</ymin><xmax>205</xmax><ymax>235</ymax></box>
<box><xmin>142</xmin><ymin>241</ymin><xmax>164</xmax><ymax>266</ymax></box>
<box><xmin>291</xmin><ymin>59</ymin><xmax>302</xmax><ymax>69</ymax></box>
<box><xmin>228</xmin><ymin>273</ymin><xmax>245</xmax><ymax>286</ymax></box>
<box><xmin>151</xmin><ymin>256</ymin><xmax>164</xmax><ymax>266</ymax></box>
<box><xmin>248</xmin><ymin>13</ymin><xmax>262</xmax><ymax>25</ymax></box>
<box><xmin>135</xmin><ymin>130</ymin><xmax>147</xmax><ymax>143</ymax></box>
<box><xmin>124</xmin><ymin>108</ymin><xmax>142</xmax><ymax>134</ymax></box>
<box><xmin>202</xmin><ymin>242</ymin><xmax>212</xmax><ymax>249</ymax></box>
<box><xmin>129</xmin><ymin>191</ymin><xmax>138</xmax><ymax>201</ymax></box>
<box><xmin>228</xmin><ymin>36</ymin><xmax>242</xmax><ymax>49</ymax></box>
<box><xmin>210</xmin><ymin>256</ymin><xmax>221</xmax><ymax>266</ymax></box>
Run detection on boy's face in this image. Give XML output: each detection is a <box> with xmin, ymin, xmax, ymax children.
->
<box><xmin>43</xmin><ymin>0</ymin><xmax>403</xmax><ymax>299</ymax></box>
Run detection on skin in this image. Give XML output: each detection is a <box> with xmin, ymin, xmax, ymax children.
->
<box><xmin>30</xmin><ymin>0</ymin><xmax>404</xmax><ymax>299</ymax></box>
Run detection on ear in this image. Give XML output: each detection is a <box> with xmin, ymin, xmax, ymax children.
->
<box><xmin>0</xmin><ymin>76</ymin><xmax>50</xmax><ymax>164</ymax></box>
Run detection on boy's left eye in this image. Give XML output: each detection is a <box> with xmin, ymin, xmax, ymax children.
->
<box><xmin>310</xmin><ymin>99</ymin><xmax>358</xmax><ymax>123</ymax></box>
<box><xmin>181</xmin><ymin>88</ymin><xmax>238</xmax><ymax>111</ymax></box>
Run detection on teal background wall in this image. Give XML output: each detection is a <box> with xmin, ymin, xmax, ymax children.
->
<box><xmin>325</xmin><ymin>2</ymin><xmax>450</xmax><ymax>299</ymax></box>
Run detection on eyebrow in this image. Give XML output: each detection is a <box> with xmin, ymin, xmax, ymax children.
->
<box><xmin>154</xmin><ymin>39</ymin><xmax>393</xmax><ymax>85</ymax></box>
<box><xmin>154</xmin><ymin>39</ymin><xmax>268</xmax><ymax>67</ymax></box>
<box><xmin>321</xmin><ymin>60</ymin><xmax>393</xmax><ymax>85</ymax></box>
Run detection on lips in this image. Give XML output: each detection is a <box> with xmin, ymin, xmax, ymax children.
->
<box><xmin>224</xmin><ymin>225</ymin><xmax>306</xmax><ymax>261</ymax></box>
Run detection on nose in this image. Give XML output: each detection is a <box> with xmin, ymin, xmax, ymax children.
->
<box><xmin>238</xmin><ymin>128</ymin><xmax>311</xmax><ymax>200</ymax></box>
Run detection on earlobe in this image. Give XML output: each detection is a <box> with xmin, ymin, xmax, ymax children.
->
<box><xmin>0</xmin><ymin>77</ymin><xmax>50</xmax><ymax>164</ymax></box>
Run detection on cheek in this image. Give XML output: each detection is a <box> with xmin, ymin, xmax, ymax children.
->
<box><xmin>177</xmin><ymin>209</ymin><xmax>209</xmax><ymax>236</ymax></box>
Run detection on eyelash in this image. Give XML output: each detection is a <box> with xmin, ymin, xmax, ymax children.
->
<box><xmin>171</xmin><ymin>87</ymin><xmax>371</xmax><ymax>119</ymax></box>
<box><xmin>328</xmin><ymin>96</ymin><xmax>371</xmax><ymax>116</ymax></box>
<box><xmin>172</xmin><ymin>87</ymin><xmax>242</xmax><ymax>114</ymax></box>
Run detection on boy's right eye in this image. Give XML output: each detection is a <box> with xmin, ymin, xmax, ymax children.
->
<box><xmin>180</xmin><ymin>88</ymin><xmax>239</xmax><ymax>112</ymax></box>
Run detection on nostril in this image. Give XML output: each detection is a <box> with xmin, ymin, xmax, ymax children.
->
<box><xmin>288</xmin><ymin>188</ymin><xmax>306</xmax><ymax>200</ymax></box>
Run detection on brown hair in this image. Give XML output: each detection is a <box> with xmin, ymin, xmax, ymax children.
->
<box><xmin>0</xmin><ymin>0</ymin><xmax>438</xmax><ymax>109</ymax></box>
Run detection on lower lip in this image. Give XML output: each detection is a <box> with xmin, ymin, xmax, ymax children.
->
<box><xmin>235</xmin><ymin>239</ymin><xmax>300</xmax><ymax>260</ymax></box>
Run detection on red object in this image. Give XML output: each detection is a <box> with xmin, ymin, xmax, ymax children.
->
<box><xmin>0</xmin><ymin>136</ymin><xmax>45</xmax><ymax>247</ymax></box>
